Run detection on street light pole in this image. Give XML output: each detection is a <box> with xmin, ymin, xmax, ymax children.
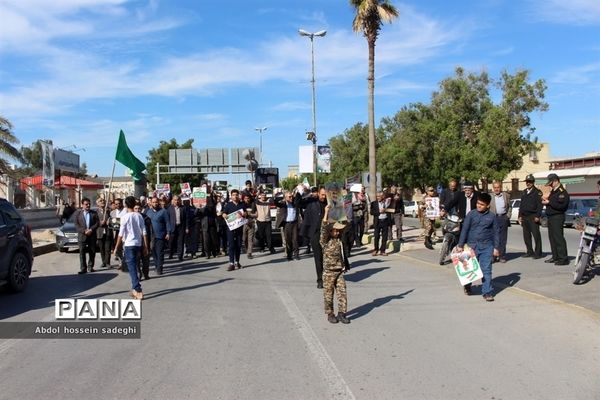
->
<box><xmin>254</xmin><ymin>127</ymin><xmax>268</xmax><ymax>167</ymax></box>
<box><xmin>299</xmin><ymin>28</ymin><xmax>326</xmax><ymax>187</ymax></box>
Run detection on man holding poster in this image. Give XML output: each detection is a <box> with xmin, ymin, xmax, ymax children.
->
<box><xmin>456</xmin><ymin>193</ymin><xmax>500</xmax><ymax>301</ymax></box>
<box><xmin>222</xmin><ymin>189</ymin><xmax>247</xmax><ymax>271</ymax></box>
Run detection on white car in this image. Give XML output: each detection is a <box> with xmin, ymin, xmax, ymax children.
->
<box><xmin>404</xmin><ymin>200</ymin><xmax>418</xmax><ymax>218</ymax></box>
<box><xmin>510</xmin><ymin>199</ymin><xmax>520</xmax><ymax>224</ymax></box>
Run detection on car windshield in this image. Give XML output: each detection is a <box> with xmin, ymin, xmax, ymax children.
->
<box><xmin>581</xmin><ymin>199</ymin><xmax>598</xmax><ymax>208</ymax></box>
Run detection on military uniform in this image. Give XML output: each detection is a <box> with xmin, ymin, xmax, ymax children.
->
<box><xmin>320</xmin><ymin>223</ymin><xmax>348</xmax><ymax>316</ymax></box>
<box><xmin>546</xmin><ymin>181</ymin><xmax>570</xmax><ymax>264</ymax></box>
<box><xmin>518</xmin><ymin>176</ymin><xmax>543</xmax><ymax>258</ymax></box>
<box><xmin>421</xmin><ymin>188</ymin><xmax>437</xmax><ymax>249</ymax></box>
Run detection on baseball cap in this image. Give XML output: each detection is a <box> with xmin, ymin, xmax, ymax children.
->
<box><xmin>546</xmin><ymin>173</ymin><xmax>559</xmax><ymax>186</ymax></box>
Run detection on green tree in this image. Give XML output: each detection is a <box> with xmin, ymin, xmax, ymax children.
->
<box><xmin>21</xmin><ymin>140</ymin><xmax>45</xmax><ymax>172</ymax></box>
<box><xmin>350</xmin><ymin>0</ymin><xmax>399</xmax><ymax>200</ymax></box>
<box><xmin>280</xmin><ymin>176</ymin><xmax>301</xmax><ymax>192</ymax></box>
<box><xmin>328</xmin><ymin>123</ymin><xmax>370</xmax><ymax>183</ymax></box>
<box><xmin>0</xmin><ymin>116</ymin><xmax>25</xmax><ymax>174</ymax></box>
<box><xmin>146</xmin><ymin>138</ymin><xmax>205</xmax><ymax>192</ymax></box>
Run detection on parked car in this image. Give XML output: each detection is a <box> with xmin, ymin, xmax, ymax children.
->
<box><xmin>0</xmin><ymin>198</ymin><xmax>34</xmax><ymax>292</ymax></box>
<box><xmin>404</xmin><ymin>200</ymin><xmax>418</xmax><ymax>218</ymax></box>
<box><xmin>55</xmin><ymin>213</ymin><xmax>79</xmax><ymax>252</ymax></box>
<box><xmin>510</xmin><ymin>199</ymin><xmax>521</xmax><ymax>224</ymax></box>
<box><xmin>565</xmin><ymin>199</ymin><xmax>598</xmax><ymax>227</ymax></box>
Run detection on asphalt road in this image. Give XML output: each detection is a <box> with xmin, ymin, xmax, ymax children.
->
<box><xmin>1</xmin><ymin>223</ymin><xmax>599</xmax><ymax>400</ymax></box>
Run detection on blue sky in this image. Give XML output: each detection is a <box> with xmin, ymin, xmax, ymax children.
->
<box><xmin>1</xmin><ymin>0</ymin><xmax>599</xmax><ymax>183</ymax></box>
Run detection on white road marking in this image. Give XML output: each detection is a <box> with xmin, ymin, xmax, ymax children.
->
<box><xmin>275</xmin><ymin>288</ymin><xmax>356</xmax><ymax>400</ymax></box>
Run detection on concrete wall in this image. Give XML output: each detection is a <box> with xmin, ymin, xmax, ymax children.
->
<box><xmin>18</xmin><ymin>208</ymin><xmax>62</xmax><ymax>230</ymax></box>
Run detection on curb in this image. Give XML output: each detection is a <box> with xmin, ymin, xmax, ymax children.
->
<box><xmin>33</xmin><ymin>243</ymin><xmax>57</xmax><ymax>257</ymax></box>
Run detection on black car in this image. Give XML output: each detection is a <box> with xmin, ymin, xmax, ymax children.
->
<box><xmin>55</xmin><ymin>213</ymin><xmax>79</xmax><ymax>252</ymax></box>
<box><xmin>0</xmin><ymin>198</ymin><xmax>34</xmax><ymax>292</ymax></box>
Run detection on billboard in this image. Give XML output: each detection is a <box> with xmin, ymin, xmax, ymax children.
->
<box><xmin>53</xmin><ymin>149</ymin><xmax>80</xmax><ymax>174</ymax></box>
<box><xmin>316</xmin><ymin>145</ymin><xmax>331</xmax><ymax>173</ymax></box>
<box><xmin>41</xmin><ymin>141</ymin><xmax>54</xmax><ymax>187</ymax></box>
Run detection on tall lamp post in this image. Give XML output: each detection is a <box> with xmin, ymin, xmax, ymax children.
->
<box><xmin>299</xmin><ymin>28</ymin><xmax>326</xmax><ymax>186</ymax></box>
<box><xmin>254</xmin><ymin>127</ymin><xmax>268</xmax><ymax>167</ymax></box>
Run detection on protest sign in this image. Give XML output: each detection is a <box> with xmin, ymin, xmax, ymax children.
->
<box><xmin>425</xmin><ymin>197</ymin><xmax>440</xmax><ymax>218</ymax></box>
<box><xmin>325</xmin><ymin>182</ymin><xmax>347</xmax><ymax>222</ymax></box>
<box><xmin>451</xmin><ymin>245</ymin><xmax>484</xmax><ymax>286</ymax></box>
<box><xmin>155</xmin><ymin>183</ymin><xmax>171</xmax><ymax>198</ymax></box>
<box><xmin>192</xmin><ymin>187</ymin><xmax>207</xmax><ymax>208</ymax></box>
<box><xmin>226</xmin><ymin>210</ymin><xmax>247</xmax><ymax>231</ymax></box>
<box><xmin>181</xmin><ymin>182</ymin><xmax>192</xmax><ymax>197</ymax></box>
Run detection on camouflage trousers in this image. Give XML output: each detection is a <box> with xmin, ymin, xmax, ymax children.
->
<box><xmin>423</xmin><ymin>218</ymin><xmax>435</xmax><ymax>239</ymax></box>
<box><xmin>323</xmin><ymin>269</ymin><xmax>347</xmax><ymax>314</ymax></box>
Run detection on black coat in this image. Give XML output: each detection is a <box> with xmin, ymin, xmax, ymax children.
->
<box><xmin>448</xmin><ymin>192</ymin><xmax>479</xmax><ymax>219</ymax></box>
<box><xmin>296</xmin><ymin>193</ymin><xmax>326</xmax><ymax>239</ymax></box>
<box><xmin>74</xmin><ymin>209</ymin><xmax>100</xmax><ymax>243</ymax></box>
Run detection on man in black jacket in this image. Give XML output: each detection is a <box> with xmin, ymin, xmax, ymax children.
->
<box><xmin>297</xmin><ymin>186</ymin><xmax>327</xmax><ymax>288</ymax></box>
<box><xmin>275</xmin><ymin>190</ymin><xmax>301</xmax><ymax>261</ymax></box>
<box><xmin>542</xmin><ymin>173</ymin><xmax>570</xmax><ymax>265</ymax></box>
<box><xmin>370</xmin><ymin>191</ymin><xmax>391</xmax><ymax>256</ymax></box>
<box><xmin>75</xmin><ymin>198</ymin><xmax>100</xmax><ymax>274</ymax></box>
<box><xmin>518</xmin><ymin>174</ymin><xmax>543</xmax><ymax>259</ymax></box>
<box><xmin>448</xmin><ymin>182</ymin><xmax>478</xmax><ymax>219</ymax></box>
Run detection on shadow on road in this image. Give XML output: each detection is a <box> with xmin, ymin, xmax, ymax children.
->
<box><xmin>0</xmin><ymin>272</ymin><xmax>120</xmax><ymax>320</ymax></box>
<box><xmin>345</xmin><ymin>267</ymin><xmax>390</xmax><ymax>282</ymax></box>
<box><xmin>346</xmin><ymin>289</ymin><xmax>415</xmax><ymax>320</ymax></box>
<box><xmin>142</xmin><ymin>278</ymin><xmax>234</xmax><ymax>300</ymax></box>
<box><xmin>492</xmin><ymin>272</ymin><xmax>521</xmax><ymax>295</ymax></box>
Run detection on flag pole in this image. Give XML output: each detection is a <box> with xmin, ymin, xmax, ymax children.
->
<box><xmin>103</xmin><ymin>158</ymin><xmax>117</xmax><ymax>219</ymax></box>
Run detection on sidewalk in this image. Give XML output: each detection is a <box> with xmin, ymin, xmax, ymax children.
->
<box><xmin>362</xmin><ymin>222</ymin><xmax>431</xmax><ymax>253</ymax></box>
<box><xmin>31</xmin><ymin>227</ymin><xmax>58</xmax><ymax>257</ymax></box>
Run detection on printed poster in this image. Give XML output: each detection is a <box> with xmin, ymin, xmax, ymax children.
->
<box><xmin>425</xmin><ymin>197</ymin><xmax>440</xmax><ymax>218</ymax></box>
<box><xmin>451</xmin><ymin>245</ymin><xmax>484</xmax><ymax>286</ymax></box>
<box><xmin>226</xmin><ymin>210</ymin><xmax>248</xmax><ymax>231</ymax></box>
<box><xmin>181</xmin><ymin>182</ymin><xmax>192</xmax><ymax>197</ymax></box>
<box><xmin>155</xmin><ymin>183</ymin><xmax>171</xmax><ymax>198</ymax></box>
<box><xmin>325</xmin><ymin>182</ymin><xmax>347</xmax><ymax>222</ymax></box>
<box><xmin>192</xmin><ymin>187</ymin><xmax>207</xmax><ymax>208</ymax></box>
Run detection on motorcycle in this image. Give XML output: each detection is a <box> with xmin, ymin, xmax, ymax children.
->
<box><xmin>573</xmin><ymin>217</ymin><xmax>600</xmax><ymax>284</ymax></box>
<box><xmin>439</xmin><ymin>214</ymin><xmax>461</xmax><ymax>265</ymax></box>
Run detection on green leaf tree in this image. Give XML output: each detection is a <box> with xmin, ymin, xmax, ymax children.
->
<box><xmin>0</xmin><ymin>116</ymin><xmax>25</xmax><ymax>174</ymax></box>
<box><xmin>350</xmin><ymin>0</ymin><xmax>399</xmax><ymax>200</ymax></box>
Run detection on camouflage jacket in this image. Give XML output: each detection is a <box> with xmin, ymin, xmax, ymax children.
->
<box><xmin>320</xmin><ymin>223</ymin><xmax>344</xmax><ymax>271</ymax></box>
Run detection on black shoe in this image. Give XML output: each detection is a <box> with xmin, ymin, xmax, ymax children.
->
<box><xmin>463</xmin><ymin>286</ymin><xmax>472</xmax><ymax>296</ymax></box>
<box><xmin>287</xmin><ymin>257</ymin><xmax>292</xmax><ymax>261</ymax></box>
<box><xmin>533</xmin><ymin>254</ymin><xmax>543</xmax><ymax>259</ymax></box>
<box><xmin>88</xmin><ymin>268</ymin><xmax>95</xmax><ymax>273</ymax></box>
<box><xmin>247</xmin><ymin>254</ymin><xmax>253</xmax><ymax>259</ymax></box>
<box><xmin>100</xmin><ymin>263</ymin><xmax>107</xmax><ymax>268</ymax></box>
<box><xmin>294</xmin><ymin>256</ymin><xmax>301</xmax><ymax>261</ymax></box>
<box><xmin>78</xmin><ymin>270</ymin><xmax>87</xmax><ymax>275</ymax></box>
<box><xmin>424</xmin><ymin>242</ymin><xmax>434</xmax><ymax>250</ymax></box>
<box><xmin>522</xmin><ymin>253</ymin><xmax>533</xmax><ymax>258</ymax></box>
<box><xmin>269</xmin><ymin>249</ymin><xmax>276</xmax><ymax>254</ymax></box>
<box><xmin>483</xmin><ymin>294</ymin><xmax>495</xmax><ymax>302</ymax></box>
<box><xmin>327</xmin><ymin>313</ymin><xmax>338</xmax><ymax>324</ymax></box>
<box><xmin>156</xmin><ymin>269</ymin><xmax>163</xmax><ymax>276</ymax></box>
<box><xmin>227</xmin><ymin>264</ymin><xmax>235</xmax><ymax>271</ymax></box>
<box><xmin>144</xmin><ymin>274</ymin><xmax>150</xmax><ymax>280</ymax></box>
<box><xmin>544</xmin><ymin>258</ymin><xmax>556</xmax><ymax>263</ymax></box>
<box><xmin>236</xmin><ymin>262</ymin><xmax>243</xmax><ymax>269</ymax></box>
<box><xmin>554</xmin><ymin>260</ymin><xmax>569</xmax><ymax>266</ymax></box>
<box><xmin>337</xmin><ymin>313</ymin><xmax>350</xmax><ymax>324</ymax></box>
<box><xmin>317</xmin><ymin>282</ymin><xmax>323</xmax><ymax>289</ymax></box>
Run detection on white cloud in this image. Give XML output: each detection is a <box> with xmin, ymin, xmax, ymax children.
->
<box><xmin>0</xmin><ymin>2</ymin><xmax>465</xmax><ymax>117</ymax></box>
<box><xmin>271</xmin><ymin>102</ymin><xmax>311</xmax><ymax>111</ymax></box>
<box><xmin>527</xmin><ymin>0</ymin><xmax>600</xmax><ymax>25</ymax></box>
<box><xmin>552</xmin><ymin>62</ymin><xmax>600</xmax><ymax>84</ymax></box>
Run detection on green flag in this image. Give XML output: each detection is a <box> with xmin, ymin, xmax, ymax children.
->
<box><xmin>115</xmin><ymin>130</ymin><xmax>146</xmax><ymax>181</ymax></box>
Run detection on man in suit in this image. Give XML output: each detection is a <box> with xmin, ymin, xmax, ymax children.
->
<box><xmin>95</xmin><ymin>197</ymin><xmax>112</xmax><ymax>268</ymax></box>
<box><xmin>297</xmin><ymin>186</ymin><xmax>327</xmax><ymax>288</ymax></box>
<box><xmin>370</xmin><ymin>191</ymin><xmax>391</xmax><ymax>256</ymax></box>
<box><xmin>168</xmin><ymin>195</ymin><xmax>187</xmax><ymax>261</ymax></box>
<box><xmin>489</xmin><ymin>180</ymin><xmax>512</xmax><ymax>263</ymax></box>
<box><xmin>447</xmin><ymin>181</ymin><xmax>478</xmax><ymax>219</ymax></box>
<box><xmin>275</xmin><ymin>190</ymin><xmax>301</xmax><ymax>261</ymax></box>
<box><xmin>75</xmin><ymin>197</ymin><xmax>100</xmax><ymax>274</ymax></box>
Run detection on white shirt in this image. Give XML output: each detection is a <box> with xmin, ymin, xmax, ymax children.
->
<box><xmin>465</xmin><ymin>196</ymin><xmax>473</xmax><ymax>214</ymax></box>
<box><xmin>119</xmin><ymin>212</ymin><xmax>146</xmax><ymax>247</ymax></box>
<box><xmin>494</xmin><ymin>193</ymin><xmax>507</xmax><ymax>215</ymax></box>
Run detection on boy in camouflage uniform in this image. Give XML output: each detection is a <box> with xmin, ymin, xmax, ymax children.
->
<box><xmin>321</xmin><ymin>205</ymin><xmax>351</xmax><ymax>324</ymax></box>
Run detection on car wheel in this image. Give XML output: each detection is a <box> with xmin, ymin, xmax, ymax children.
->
<box><xmin>8</xmin><ymin>252</ymin><xmax>31</xmax><ymax>292</ymax></box>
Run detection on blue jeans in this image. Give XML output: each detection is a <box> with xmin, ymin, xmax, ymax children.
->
<box><xmin>152</xmin><ymin>238</ymin><xmax>166</xmax><ymax>272</ymax></box>
<box><xmin>475</xmin><ymin>243</ymin><xmax>494</xmax><ymax>296</ymax></box>
<box><xmin>124</xmin><ymin>246</ymin><xmax>142</xmax><ymax>292</ymax></box>
<box><xmin>227</xmin><ymin>228</ymin><xmax>243</xmax><ymax>264</ymax></box>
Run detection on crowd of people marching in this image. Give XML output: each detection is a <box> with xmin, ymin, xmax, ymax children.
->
<box><xmin>64</xmin><ymin>173</ymin><xmax>593</xmax><ymax>323</ymax></box>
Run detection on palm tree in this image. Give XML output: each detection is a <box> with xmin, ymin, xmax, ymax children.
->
<box><xmin>350</xmin><ymin>0</ymin><xmax>398</xmax><ymax>200</ymax></box>
<box><xmin>0</xmin><ymin>116</ymin><xmax>25</xmax><ymax>174</ymax></box>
